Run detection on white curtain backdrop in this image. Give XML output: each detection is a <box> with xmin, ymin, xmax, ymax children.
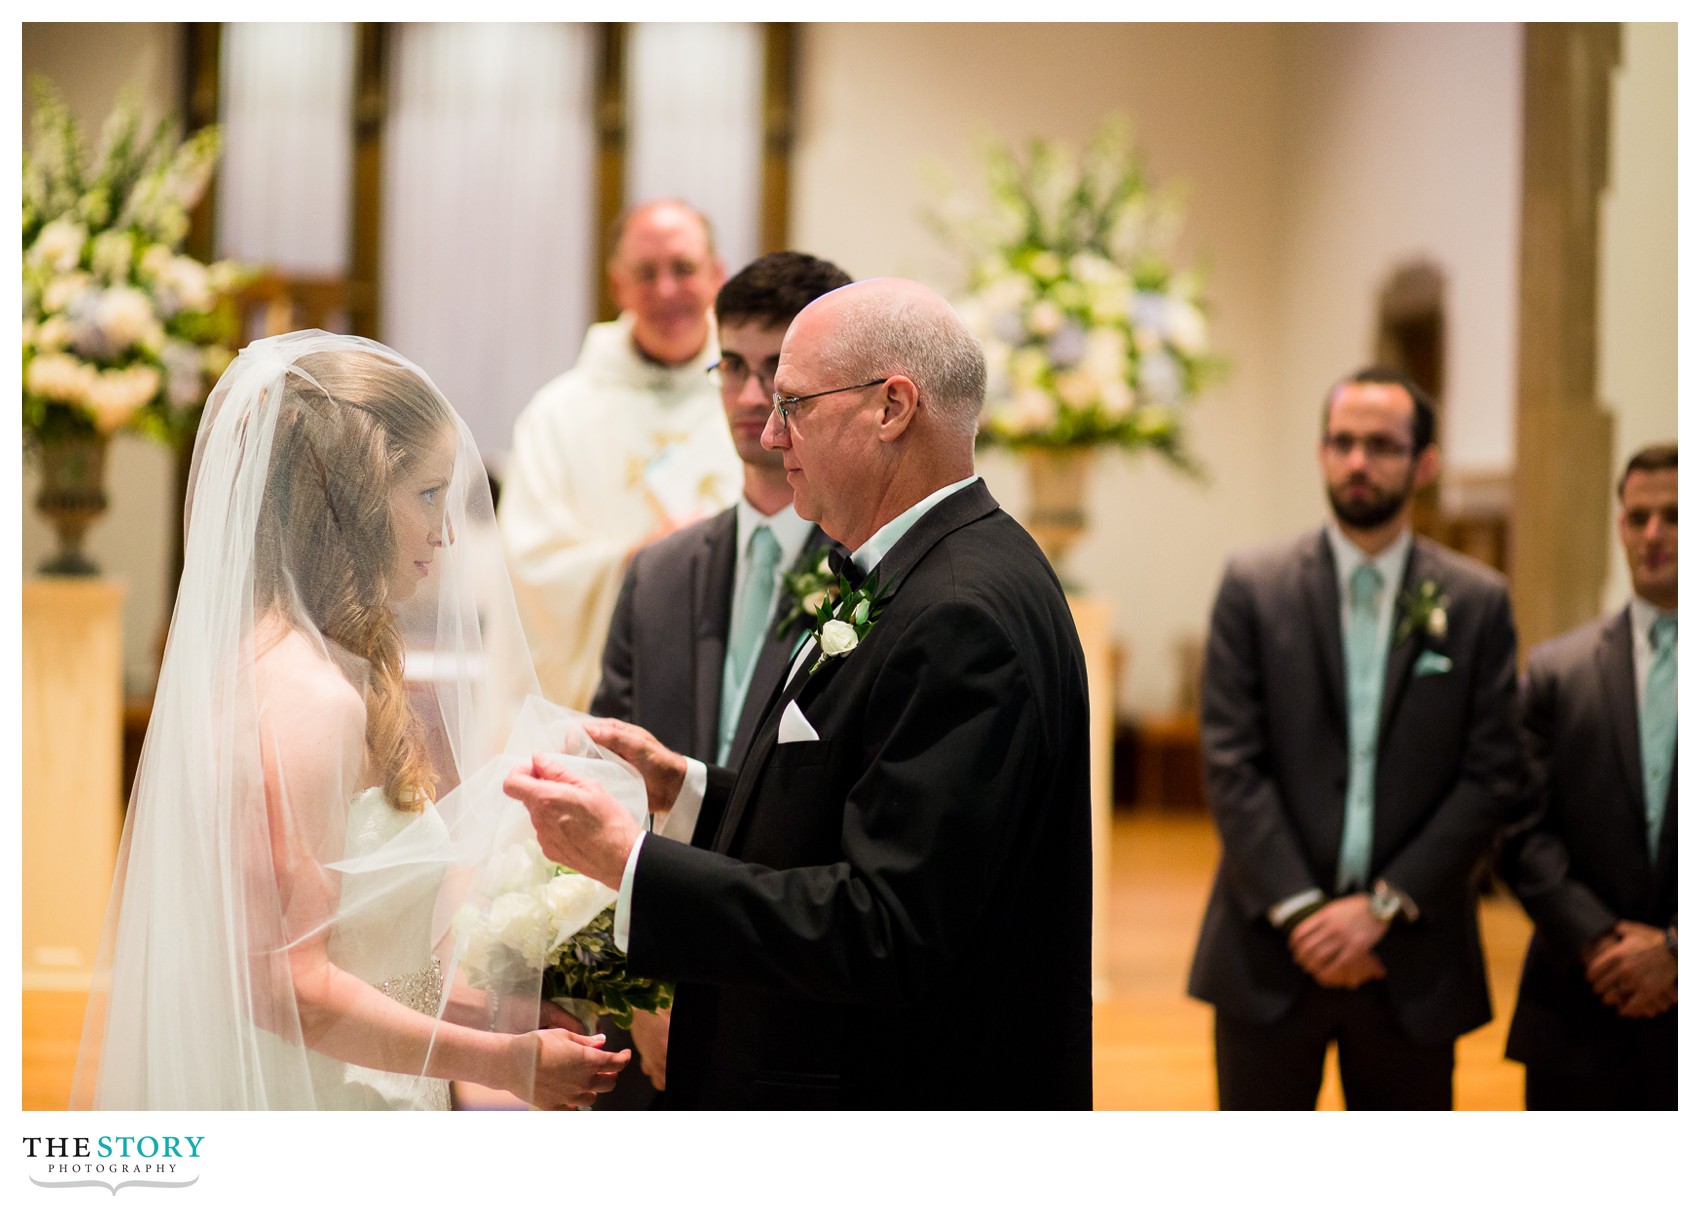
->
<box><xmin>216</xmin><ymin>23</ymin><xmax>355</xmax><ymax>274</ymax></box>
<box><xmin>382</xmin><ymin>22</ymin><xmax>597</xmax><ymax>462</ymax></box>
<box><xmin>626</xmin><ymin>23</ymin><xmax>765</xmax><ymax>278</ymax></box>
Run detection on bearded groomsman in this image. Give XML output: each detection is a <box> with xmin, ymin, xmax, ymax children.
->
<box><xmin>586</xmin><ymin>250</ymin><xmax>852</xmax><ymax>1106</ymax></box>
<box><xmin>1501</xmin><ymin>443</ymin><xmax>1677</xmax><ymax>1110</ymax></box>
<box><xmin>1187</xmin><ymin>367</ymin><xmax>1522</xmax><ymax>1109</ymax></box>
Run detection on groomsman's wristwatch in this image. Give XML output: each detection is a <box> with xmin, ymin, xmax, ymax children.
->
<box><xmin>1368</xmin><ymin>880</ymin><xmax>1411</xmax><ymax>924</ymax></box>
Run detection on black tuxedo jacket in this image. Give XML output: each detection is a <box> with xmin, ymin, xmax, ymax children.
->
<box><xmin>1187</xmin><ymin>528</ymin><xmax>1522</xmax><ymax>1046</ymax></box>
<box><xmin>591</xmin><ymin>506</ymin><xmax>827</xmax><ymax>768</ymax></box>
<box><xmin>1501</xmin><ymin>608</ymin><xmax>1678</xmax><ymax>1073</ymax></box>
<box><xmin>625</xmin><ymin>481</ymin><xmax>1094</xmax><ymax>1109</ymax></box>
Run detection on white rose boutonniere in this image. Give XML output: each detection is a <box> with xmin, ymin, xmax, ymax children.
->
<box><xmin>1396</xmin><ymin>580</ymin><xmax>1450</xmax><ymax>646</ymax></box>
<box><xmin>807</xmin><ymin>570</ymin><xmax>891</xmax><ymax>675</ymax></box>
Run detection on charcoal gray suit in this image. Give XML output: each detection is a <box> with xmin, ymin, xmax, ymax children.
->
<box><xmin>588</xmin><ymin>504</ymin><xmax>825</xmax><ymax>1108</ymax></box>
<box><xmin>1187</xmin><ymin>528</ymin><xmax>1522</xmax><ymax>1108</ymax></box>
<box><xmin>592</xmin><ymin>506</ymin><xmax>827</xmax><ymax>772</ymax></box>
<box><xmin>1500</xmin><ymin>607</ymin><xmax>1678</xmax><ymax>1109</ymax></box>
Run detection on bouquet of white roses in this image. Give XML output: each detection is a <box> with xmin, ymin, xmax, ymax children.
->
<box><xmin>22</xmin><ymin>78</ymin><xmax>246</xmax><ymax>446</ymax></box>
<box><xmin>455</xmin><ymin>834</ymin><xmax>672</xmax><ymax>1031</ymax></box>
<box><xmin>926</xmin><ymin>117</ymin><xmax>1222</xmax><ymax>466</ymax></box>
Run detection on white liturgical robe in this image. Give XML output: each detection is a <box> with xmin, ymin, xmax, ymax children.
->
<box><xmin>499</xmin><ymin>312</ymin><xmax>740</xmax><ymax>710</ymax></box>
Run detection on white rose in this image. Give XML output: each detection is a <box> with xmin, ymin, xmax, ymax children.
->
<box><xmin>43</xmin><ymin>271</ymin><xmax>92</xmax><ymax>314</ymax></box>
<box><xmin>31</xmin><ymin>218</ymin><xmax>87</xmax><ymax>272</ymax></box>
<box><xmin>819</xmin><ymin>619</ymin><xmax>859</xmax><ymax>658</ymax></box>
<box><xmin>86</xmin><ymin>365</ymin><xmax>161</xmax><ymax>433</ymax></box>
<box><xmin>488</xmin><ymin>890</ymin><xmax>553</xmax><ymax>967</ymax></box>
<box><xmin>1099</xmin><ymin>379</ymin><xmax>1136</xmax><ymax>418</ymax></box>
<box><xmin>543</xmin><ymin>872</ymin><xmax>609</xmax><ymax>948</ymax></box>
<box><xmin>1027</xmin><ymin>299</ymin><xmax>1064</xmax><ymax>336</ymax></box>
<box><xmin>90</xmin><ymin>231</ymin><xmax>133</xmax><ymax>282</ymax></box>
<box><xmin>1008</xmin><ymin>387</ymin><xmax>1059</xmax><ymax>434</ymax></box>
<box><xmin>95</xmin><ymin>286</ymin><xmax>158</xmax><ymax>350</ymax></box>
<box><xmin>1167</xmin><ymin>298</ymin><xmax>1209</xmax><ymax>355</ymax></box>
<box><xmin>1053</xmin><ymin>370</ymin><xmax>1098</xmax><ymax>409</ymax></box>
<box><xmin>25</xmin><ymin>352</ymin><xmax>98</xmax><ymax>405</ymax></box>
<box><xmin>1427</xmin><ymin>607</ymin><xmax>1448</xmax><ymax>640</ymax></box>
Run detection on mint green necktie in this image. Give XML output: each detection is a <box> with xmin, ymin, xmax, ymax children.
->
<box><xmin>718</xmin><ymin>525</ymin><xmax>781</xmax><ymax>765</ymax></box>
<box><xmin>1336</xmin><ymin>562</ymin><xmax>1385</xmax><ymax>892</ymax></box>
<box><xmin>1640</xmin><ymin>613</ymin><xmax>1676</xmax><ymax>859</ymax></box>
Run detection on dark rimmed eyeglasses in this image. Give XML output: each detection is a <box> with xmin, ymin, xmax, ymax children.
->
<box><xmin>770</xmin><ymin>377</ymin><xmax>888</xmax><ymax>434</ymax></box>
<box><xmin>1322</xmin><ymin>433</ymin><xmax>1413</xmax><ymax>461</ymax></box>
<box><xmin>707</xmin><ymin>358</ymin><xmax>776</xmax><ymax>397</ymax></box>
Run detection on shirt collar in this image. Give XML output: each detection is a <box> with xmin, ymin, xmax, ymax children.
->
<box><xmin>1630</xmin><ymin>595</ymin><xmax>1676</xmax><ymax>644</ymax></box>
<box><xmin>851</xmin><ymin>475</ymin><xmax>981</xmax><ymax>575</ymax></box>
<box><xmin>735</xmin><ymin>495</ymin><xmax>813</xmax><ymax>564</ymax></box>
<box><xmin>1326</xmin><ymin>520</ymin><xmax>1411</xmax><ymax>598</ymax></box>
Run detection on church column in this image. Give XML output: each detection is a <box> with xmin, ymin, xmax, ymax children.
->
<box><xmin>1509</xmin><ymin>22</ymin><xmax>1620</xmax><ymax>651</ymax></box>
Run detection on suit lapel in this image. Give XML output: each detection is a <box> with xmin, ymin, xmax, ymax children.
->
<box><xmin>710</xmin><ymin>481</ymin><xmax>1002</xmax><ymax>855</ymax></box>
<box><xmin>1301</xmin><ymin>530</ymin><xmax>1346</xmax><ymax>726</ymax></box>
<box><xmin>1594</xmin><ymin>608</ymin><xmax>1645</xmax><ymax>823</ymax></box>
<box><xmin>1377</xmin><ymin>540</ymin><xmax>1426</xmax><ymax>738</ymax></box>
<box><xmin>691</xmin><ymin>510</ymin><xmax>738</xmax><ymax>761</ymax></box>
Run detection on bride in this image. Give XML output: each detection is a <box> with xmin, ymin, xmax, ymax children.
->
<box><xmin>71</xmin><ymin>331</ymin><xmax>632</xmax><ymax>1110</ymax></box>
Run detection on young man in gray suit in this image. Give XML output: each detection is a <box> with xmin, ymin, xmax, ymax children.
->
<box><xmin>586</xmin><ymin>250</ymin><xmax>851</xmax><ymax>1104</ymax></box>
<box><xmin>1187</xmin><ymin>367</ymin><xmax>1522</xmax><ymax>1109</ymax></box>
<box><xmin>1501</xmin><ymin>443</ymin><xmax>1677</xmax><ymax>1109</ymax></box>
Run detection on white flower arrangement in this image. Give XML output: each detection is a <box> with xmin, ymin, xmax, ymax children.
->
<box><xmin>926</xmin><ymin>117</ymin><xmax>1222</xmax><ymax>464</ymax></box>
<box><xmin>22</xmin><ymin>79</ymin><xmax>247</xmax><ymax>446</ymax></box>
<box><xmin>455</xmin><ymin>834</ymin><xmax>672</xmax><ymax>1030</ymax></box>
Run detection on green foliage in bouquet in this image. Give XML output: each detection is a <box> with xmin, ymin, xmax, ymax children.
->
<box><xmin>22</xmin><ymin>78</ymin><xmax>249</xmax><ymax>447</ymax></box>
<box><xmin>925</xmin><ymin>116</ymin><xmax>1225</xmax><ymax>467</ymax></box>
<box><xmin>541</xmin><ymin>906</ymin><xmax>674</xmax><ymax>1031</ymax></box>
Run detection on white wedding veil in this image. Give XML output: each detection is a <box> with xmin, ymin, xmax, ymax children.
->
<box><xmin>70</xmin><ymin>331</ymin><xmax>641</xmax><ymax>1110</ymax></box>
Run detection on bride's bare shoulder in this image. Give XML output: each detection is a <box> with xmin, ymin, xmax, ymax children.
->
<box><xmin>253</xmin><ymin>617</ymin><xmax>366</xmax><ymax>735</ymax></box>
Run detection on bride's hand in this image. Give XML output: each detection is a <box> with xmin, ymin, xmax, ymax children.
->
<box><xmin>584</xmin><ymin>718</ymin><xmax>687</xmax><ymax>813</ymax></box>
<box><xmin>511</xmin><ymin>1030</ymin><xmax>630</xmax><ymax>1110</ymax></box>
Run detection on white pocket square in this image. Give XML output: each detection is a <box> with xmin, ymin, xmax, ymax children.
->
<box><xmin>1414</xmin><ymin>651</ymin><xmax>1453</xmax><ymax>677</ymax></box>
<box><xmin>778</xmin><ymin>699</ymin><xmax>820</xmax><ymax>744</ymax></box>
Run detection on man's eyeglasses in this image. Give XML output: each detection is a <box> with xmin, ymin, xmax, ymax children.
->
<box><xmin>770</xmin><ymin>377</ymin><xmax>888</xmax><ymax>434</ymax></box>
<box><xmin>1322</xmin><ymin>433</ymin><xmax>1413</xmax><ymax>461</ymax></box>
<box><xmin>707</xmin><ymin>358</ymin><xmax>776</xmax><ymax>397</ymax></box>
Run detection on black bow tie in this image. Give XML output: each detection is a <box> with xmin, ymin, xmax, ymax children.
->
<box><xmin>827</xmin><ymin>544</ymin><xmax>865</xmax><ymax>590</ymax></box>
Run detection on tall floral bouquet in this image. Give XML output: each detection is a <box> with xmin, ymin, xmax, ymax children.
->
<box><xmin>927</xmin><ymin>118</ymin><xmax>1222</xmax><ymax>467</ymax></box>
<box><xmin>22</xmin><ymin>80</ymin><xmax>245</xmax><ymax>447</ymax></box>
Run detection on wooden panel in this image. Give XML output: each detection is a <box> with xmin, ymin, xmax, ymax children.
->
<box><xmin>1067</xmin><ymin>595</ymin><xmax>1114</xmax><ymax>1000</ymax></box>
<box><xmin>23</xmin><ymin>579</ymin><xmax>124</xmax><ymax>989</ymax></box>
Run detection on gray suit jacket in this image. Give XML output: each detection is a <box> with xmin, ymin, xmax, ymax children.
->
<box><xmin>590</xmin><ymin>505</ymin><xmax>827</xmax><ymax>772</ymax></box>
<box><xmin>1500</xmin><ymin>608</ymin><xmax>1678</xmax><ymax>1073</ymax></box>
<box><xmin>1186</xmin><ymin>528</ymin><xmax>1522</xmax><ymax>1046</ymax></box>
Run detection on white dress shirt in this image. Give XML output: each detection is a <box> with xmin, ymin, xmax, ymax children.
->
<box><xmin>613</xmin><ymin>475</ymin><xmax>982</xmax><ymax>949</ymax></box>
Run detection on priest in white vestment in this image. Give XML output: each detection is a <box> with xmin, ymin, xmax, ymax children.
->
<box><xmin>499</xmin><ymin>201</ymin><xmax>741</xmax><ymax>709</ymax></box>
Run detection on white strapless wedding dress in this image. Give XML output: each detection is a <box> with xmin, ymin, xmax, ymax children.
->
<box><xmin>310</xmin><ymin>786</ymin><xmax>454</xmax><ymax>1110</ymax></box>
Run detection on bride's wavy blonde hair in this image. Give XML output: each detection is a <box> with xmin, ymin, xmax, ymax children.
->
<box><xmin>254</xmin><ymin>350</ymin><xmax>452</xmax><ymax>812</ymax></box>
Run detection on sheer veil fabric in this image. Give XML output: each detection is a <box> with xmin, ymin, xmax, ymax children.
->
<box><xmin>70</xmin><ymin>331</ymin><xmax>642</xmax><ymax>1110</ymax></box>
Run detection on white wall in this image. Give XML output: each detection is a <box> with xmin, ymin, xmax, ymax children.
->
<box><xmin>1598</xmin><ymin>22</ymin><xmax>1678</xmax><ymax>609</ymax></box>
<box><xmin>22</xmin><ymin>23</ymin><xmax>184</xmax><ymax>695</ymax></box>
<box><xmin>1264</xmin><ymin>24</ymin><xmax>1523</xmax><ymax>537</ymax></box>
